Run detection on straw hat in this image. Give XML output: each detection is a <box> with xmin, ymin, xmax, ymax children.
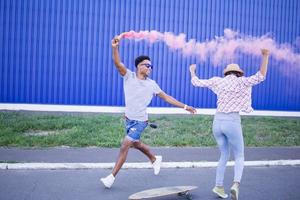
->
<box><xmin>223</xmin><ymin>63</ymin><xmax>244</xmax><ymax>75</ymax></box>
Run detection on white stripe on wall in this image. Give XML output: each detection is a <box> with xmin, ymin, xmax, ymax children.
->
<box><xmin>0</xmin><ymin>104</ymin><xmax>299</xmax><ymax>117</ymax></box>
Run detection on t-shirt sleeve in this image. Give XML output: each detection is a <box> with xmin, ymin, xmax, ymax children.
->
<box><xmin>242</xmin><ymin>71</ymin><xmax>265</xmax><ymax>87</ymax></box>
<box><xmin>152</xmin><ymin>81</ymin><xmax>162</xmax><ymax>95</ymax></box>
<box><xmin>123</xmin><ymin>69</ymin><xmax>133</xmax><ymax>81</ymax></box>
<box><xmin>191</xmin><ymin>76</ymin><xmax>221</xmax><ymax>90</ymax></box>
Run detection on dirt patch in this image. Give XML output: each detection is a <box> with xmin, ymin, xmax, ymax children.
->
<box><xmin>24</xmin><ymin>129</ymin><xmax>71</xmax><ymax>136</ymax></box>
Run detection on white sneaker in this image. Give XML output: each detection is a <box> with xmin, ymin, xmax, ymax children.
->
<box><xmin>230</xmin><ymin>183</ymin><xmax>239</xmax><ymax>200</ymax></box>
<box><xmin>212</xmin><ymin>186</ymin><xmax>228</xmax><ymax>199</ymax></box>
<box><xmin>152</xmin><ymin>155</ymin><xmax>162</xmax><ymax>175</ymax></box>
<box><xmin>100</xmin><ymin>174</ymin><xmax>115</xmax><ymax>188</ymax></box>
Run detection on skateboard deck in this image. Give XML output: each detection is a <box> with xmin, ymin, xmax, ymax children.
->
<box><xmin>128</xmin><ymin>185</ymin><xmax>198</xmax><ymax>200</ymax></box>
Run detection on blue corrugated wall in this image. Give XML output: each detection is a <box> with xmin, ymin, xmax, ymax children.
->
<box><xmin>1</xmin><ymin>0</ymin><xmax>300</xmax><ymax>111</ymax></box>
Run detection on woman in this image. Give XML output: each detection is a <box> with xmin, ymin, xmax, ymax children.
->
<box><xmin>189</xmin><ymin>49</ymin><xmax>270</xmax><ymax>200</ymax></box>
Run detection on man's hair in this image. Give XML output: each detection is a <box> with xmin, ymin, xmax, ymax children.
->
<box><xmin>135</xmin><ymin>55</ymin><xmax>151</xmax><ymax>67</ymax></box>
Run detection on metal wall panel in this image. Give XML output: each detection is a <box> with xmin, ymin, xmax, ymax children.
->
<box><xmin>0</xmin><ymin>0</ymin><xmax>299</xmax><ymax>111</ymax></box>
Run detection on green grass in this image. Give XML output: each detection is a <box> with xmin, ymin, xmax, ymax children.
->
<box><xmin>0</xmin><ymin>111</ymin><xmax>299</xmax><ymax>147</ymax></box>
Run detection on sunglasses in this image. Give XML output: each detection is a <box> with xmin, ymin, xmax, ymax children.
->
<box><xmin>140</xmin><ymin>63</ymin><xmax>153</xmax><ymax>69</ymax></box>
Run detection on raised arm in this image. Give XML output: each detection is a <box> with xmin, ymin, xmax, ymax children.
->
<box><xmin>260</xmin><ymin>49</ymin><xmax>270</xmax><ymax>77</ymax></box>
<box><xmin>189</xmin><ymin>64</ymin><xmax>220</xmax><ymax>89</ymax></box>
<box><xmin>111</xmin><ymin>35</ymin><xmax>127</xmax><ymax>76</ymax></box>
<box><xmin>189</xmin><ymin>64</ymin><xmax>197</xmax><ymax>78</ymax></box>
<box><xmin>157</xmin><ymin>91</ymin><xmax>196</xmax><ymax>114</ymax></box>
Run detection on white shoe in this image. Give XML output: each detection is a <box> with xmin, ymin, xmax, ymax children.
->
<box><xmin>152</xmin><ymin>155</ymin><xmax>162</xmax><ymax>175</ymax></box>
<box><xmin>230</xmin><ymin>183</ymin><xmax>239</xmax><ymax>200</ymax></box>
<box><xmin>212</xmin><ymin>186</ymin><xmax>228</xmax><ymax>199</ymax></box>
<box><xmin>100</xmin><ymin>174</ymin><xmax>115</xmax><ymax>188</ymax></box>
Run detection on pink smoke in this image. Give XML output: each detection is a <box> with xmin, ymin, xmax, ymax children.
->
<box><xmin>120</xmin><ymin>29</ymin><xmax>300</xmax><ymax>66</ymax></box>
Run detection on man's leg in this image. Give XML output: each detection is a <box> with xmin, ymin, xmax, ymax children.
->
<box><xmin>133</xmin><ymin>141</ymin><xmax>156</xmax><ymax>163</ymax></box>
<box><xmin>133</xmin><ymin>141</ymin><xmax>162</xmax><ymax>175</ymax></box>
<box><xmin>101</xmin><ymin>137</ymin><xmax>132</xmax><ymax>188</ymax></box>
<box><xmin>111</xmin><ymin>137</ymin><xmax>133</xmax><ymax>176</ymax></box>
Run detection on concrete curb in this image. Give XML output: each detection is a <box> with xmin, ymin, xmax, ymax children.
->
<box><xmin>1</xmin><ymin>160</ymin><xmax>300</xmax><ymax>170</ymax></box>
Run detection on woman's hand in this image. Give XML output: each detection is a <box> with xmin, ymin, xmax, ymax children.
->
<box><xmin>189</xmin><ymin>64</ymin><xmax>197</xmax><ymax>77</ymax></box>
<box><xmin>261</xmin><ymin>49</ymin><xmax>270</xmax><ymax>57</ymax></box>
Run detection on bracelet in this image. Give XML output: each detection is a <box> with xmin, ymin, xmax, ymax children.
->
<box><xmin>184</xmin><ymin>105</ymin><xmax>188</xmax><ymax>110</ymax></box>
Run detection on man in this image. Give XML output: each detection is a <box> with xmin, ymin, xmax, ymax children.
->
<box><xmin>101</xmin><ymin>34</ymin><xmax>196</xmax><ymax>188</ymax></box>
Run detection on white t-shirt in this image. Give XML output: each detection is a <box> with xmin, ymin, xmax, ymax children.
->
<box><xmin>123</xmin><ymin>69</ymin><xmax>162</xmax><ymax>121</ymax></box>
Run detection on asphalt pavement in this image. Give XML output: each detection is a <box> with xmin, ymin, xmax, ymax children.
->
<box><xmin>1</xmin><ymin>147</ymin><xmax>300</xmax><ymax>163</ymax></box>
<box><xmin>1</xmin><ymin>147</ymin><xmax>300</xmax><ymax>199</ymax></box>
<box><xmin>1</xmin><ymin>167</ymin><xmax>300</xmax><ymax>200</ymax></box>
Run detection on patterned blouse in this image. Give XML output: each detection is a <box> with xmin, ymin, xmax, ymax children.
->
<box><xmin>191</xmin><ymin>72</ymin><xmax>265</xmax><ymax>113</ymax></box>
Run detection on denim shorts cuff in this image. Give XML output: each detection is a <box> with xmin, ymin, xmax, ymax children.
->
<box><xmin>126</xmin><ymin>135</ymin><xmax>139</xmax><ymax>142</ymax></box>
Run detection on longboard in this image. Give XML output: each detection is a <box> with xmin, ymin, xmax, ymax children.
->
<box><xmin>128</xmin><ymin>185</ymin><xmax>198</xmax><ymax>200</ymax></box>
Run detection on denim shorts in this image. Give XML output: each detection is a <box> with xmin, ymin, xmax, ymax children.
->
<box><xmin>125</xmin><ymin>118</ymin><xmax>148</xmax><ymax>141</ymax></box>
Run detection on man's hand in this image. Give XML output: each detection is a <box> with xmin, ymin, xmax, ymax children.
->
<box><xmin>185</xmin><ymin>105</ymin><xmax>197</xmax><ymax>114</ymax></box>
<box><xmin>111</xmin><ymin>34</ymin><xmax>127</xmax><ymax>76</ymax></box>
<box><xmin>111</xmin><ymin>37</ymin><xmax>120</xmax><ymax>48</ymax></box>
<box><xmin>158</xmin><ymin>92</ymin><xmax>197</xmax><ymax>114</ymax></box>
<box><xmin>111</xmin><ymin>32</ymin><xmax>128</xmax><ymax>48</ymax></box>
<box><xmin>261</xmin><ymin>49</ymin><xmax>270</xmax><ymax>57</ymax></box>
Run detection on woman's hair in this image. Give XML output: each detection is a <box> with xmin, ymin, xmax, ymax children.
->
<box><xmin>224</xmin><ymin>71</ymin><xmax>243</xmax><ymax>77</ymax></box>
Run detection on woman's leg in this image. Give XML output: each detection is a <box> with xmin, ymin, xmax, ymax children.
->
<box><xmin>213</xmin><ymin>119</ymin><xmax>230</xmax><ymax>187</ymax></box>
<box><xmin>223</xmin><ymin>120</ymin><xmax>244</xmax><ymax>184</ymax></box>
